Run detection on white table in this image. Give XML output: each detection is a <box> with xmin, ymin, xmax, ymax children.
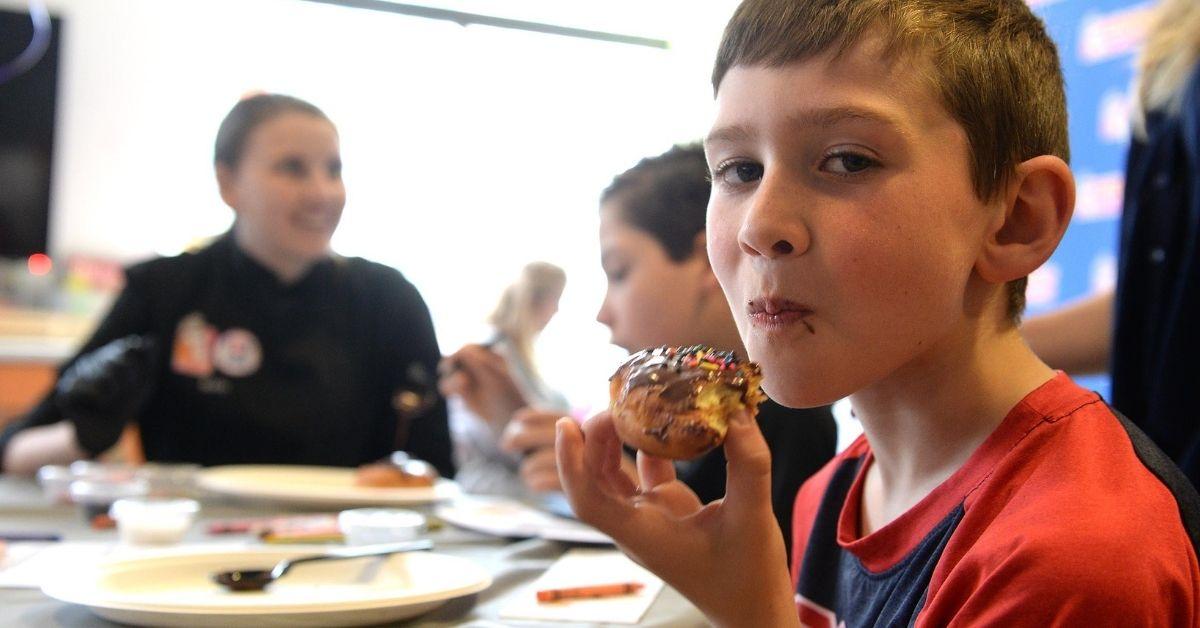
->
<box><xmin>0</xmin><ymin>476</ymin><xmax>706</xmax><ymax>627</ymax></box>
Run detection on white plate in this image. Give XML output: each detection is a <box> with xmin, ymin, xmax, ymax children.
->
<box><xmin>196</xmin><ymin>465</ymin><xmax>460</xmax><ymax>507</ymax></box>
<box><xmin>41</xmin><ymin>546</ymin><xmax>491</xmax><ymax>627</ymax></box>
<box><xmin>436</xmin><ymin>495</ymin><xmax>612</xmax><ymax>545</ymax></box>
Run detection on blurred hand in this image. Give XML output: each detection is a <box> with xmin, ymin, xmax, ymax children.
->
<box><xmin>438</xmin><ymin>344</ymin><xmax>528</xmax><ymax>427</ymax></box>
<box><xmin>55</xmin><ymin>335</ymin><xmax>157</xmax><ymax>455</ymax></box>
<box><xmin>556</xmin><ymin>410</ymin><xmax>799</xmax><ymax>628</ymax></box>
<box><xmin>500</xmin><ymin>407</ymin><xmax>563</xmax><ymax>490</ymax></box>
<box><xmin>503</xmin><ymin>407</ymin><xmax>636</xmax><ymax>493</ymax></box>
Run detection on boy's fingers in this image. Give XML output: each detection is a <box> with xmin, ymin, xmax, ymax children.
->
<box><xmin>635</xmin><ymin>453</ymin><xmax>704</xmax><ymax>518</ymax></box>
<box><xmin>637</xmin><ymin>450</ymin><xmax>677</xmax><ymax>490</ymax></box>
<box><xmin>641</xmin><ymin>480</ymin><xmax>704</xmax><ymax>517</ymax></box>
<box><xmin>582</xmin><ymin>413</ymin><xmax>638</xmax><ymax>499</ymax></box>
<box><xmin>557</xmin><ymin>418</ymin><xmax>631</xmax><ymax>528</ymax></box>
<box><xmin>556</xmin><ymin>419</ymin><xmax>592</xmax><ymax>504</ymax></box>
<box><xmin>721</xmin><ymin>408</ymin><xmax>774</xmax><ymax>513</ymax></box>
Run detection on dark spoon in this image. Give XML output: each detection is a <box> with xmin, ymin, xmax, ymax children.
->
<box><xmin>212</xmin><ymin>539</ymin><xmax>434</xmax><ymax>592</ymax></box>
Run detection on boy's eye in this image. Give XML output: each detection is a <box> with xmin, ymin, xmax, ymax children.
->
<box><xmin>277</xmin><ymin>158</ymin><xmax>308</xmax><ymax>177</ymax></box>
<box><xmin>822</xmin><ymin>152</ymin><xmax>879</xmax><ymax>176</ymax></box>
<box><xmin>605</xmin><ymin>265</ymin><xmax>629</xmax><ymax>284</ymax></box>
<box><xmin>734</xmin><ymin>162</ymin><xmax>763</xmax><ymax>182</ymax></box>
<box><xmin>328</xmin><ymin>159</ymin><xmax>343</xmax><ymax>178</ymax></box>
<box><xmin>714</xmin><ymin>160</ymin><xmax>764</xmax><ymax>186</ymax></box>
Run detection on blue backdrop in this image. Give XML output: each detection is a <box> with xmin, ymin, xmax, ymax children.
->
<box><xmin>1028</xmin><ymin>0</ymin><xmax>1157</xmax><ymax>398</ymax></box>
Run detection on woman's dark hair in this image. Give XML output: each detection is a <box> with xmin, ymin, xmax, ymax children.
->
<box><xmin>213</xmin><ymin>93</ymin><xmax>330</xmax><ymax>168</ymax></box>
<box><xmin>600</xmin><ymin>143</ymin><xmax>710</xmax><ymax>262</ymax></box>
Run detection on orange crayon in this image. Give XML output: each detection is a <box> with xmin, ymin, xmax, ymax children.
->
<box><xmin>536</xmin><ymin>581</ymin><xmax>644</xmax><ymax>603</ymax></box>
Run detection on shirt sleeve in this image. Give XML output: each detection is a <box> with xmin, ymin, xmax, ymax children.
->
<box><xmin>373</xmin><ymin>268</ymin><xmax>456</xmax><ymax>479</ymax></box>
<box><xmin>922</xmin><ymin>525</ymin><xmax>1199</xmax><ymax>627</ymax></box>
<box><xmin>0</xmin><ymin>266</ymin><xmax>155</xmax><ymax>470</ymax></box>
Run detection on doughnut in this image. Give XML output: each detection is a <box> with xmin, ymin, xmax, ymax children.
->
<box><xmin>609</xmin><ymin>345</ymin><xmax>765</xmax><ymax>459</ymax></box>
<box><xmin>353</xmin><ymin>461</ymin><xmax>436</xmax><ymax>488</ymax></box>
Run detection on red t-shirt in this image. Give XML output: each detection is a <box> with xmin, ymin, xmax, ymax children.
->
<box><xmin>791</xmin><ymin>373</ymin><xmax>1200</xmax><ymax>626</ymax></box>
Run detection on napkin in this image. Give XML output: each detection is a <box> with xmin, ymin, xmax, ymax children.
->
<box><xmin>0</xmin><ymin>542</ymin><xmax>115</xmax><ymax>589</ymax></box>
<box><xmin>436</xmin><ymin>496</ymin><xmax>612</xmax><ymax>544</ymax></box>
<box><xmin>499</xmin><ymin>548</ymin><xmax>664</xmax><ymax>624</ymax></box>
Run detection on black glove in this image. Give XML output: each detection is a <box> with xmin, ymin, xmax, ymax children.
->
<box><xmin>55</xmin><ymin>334</ymin><xmax>157</xmax><ymax>455</ymax></box>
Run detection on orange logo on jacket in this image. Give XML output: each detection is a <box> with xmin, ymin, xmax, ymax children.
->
<box><xmin>171</xmin><ymin>313</ymin><xmax>263</xmax><ymax>379</ymax></box>
<box><xmin>171</xmin><ymin>313</ymin><xmax>216</xmax><ymax>377</ymax></box>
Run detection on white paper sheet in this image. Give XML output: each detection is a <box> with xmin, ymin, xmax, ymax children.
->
<box><xmin>499</xmin><ymin>548</ymin><xmax>664</xmax><ymax>624</ymax></box>
<box><xmin>0</xmin><ymin>542</ymin><xmax>116</xmax><ymax>589</ymax></box>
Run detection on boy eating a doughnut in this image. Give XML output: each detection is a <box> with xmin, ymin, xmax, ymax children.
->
<box><xmin>555</xmin><ymin>0</ymin><xmax>1200</xmax><ymax>625</ymax></box>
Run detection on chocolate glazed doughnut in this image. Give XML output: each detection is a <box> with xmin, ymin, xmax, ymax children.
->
<box><xmin>609</xmin><ymin>346</ymin><xmax>766</xmax><ymax>460</ymax></box>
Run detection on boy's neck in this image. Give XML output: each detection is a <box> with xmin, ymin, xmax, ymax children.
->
<box><xmin>850</xmin><ymin>322</ymin><xmax>1056</xmax><ymax>535</ymax></box>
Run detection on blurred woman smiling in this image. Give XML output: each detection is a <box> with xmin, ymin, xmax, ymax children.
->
<box><xmin>1</xmin><ymin>94</ymin><xmax>454</xmax><ymax>477</ymax></box>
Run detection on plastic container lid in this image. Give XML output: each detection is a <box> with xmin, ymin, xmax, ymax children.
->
<box><xmin>135</xmin><ymin>463</ymin><xmax>201</xmax><ymax>497</ymax></box>
<box><xmin>338</xmin><ymin>508</ymin><xmax>427</xmax><ymax>545</ymax></box>
<box><xmin>68</xmin><ymin>461</ymin><xmax>137</xmax><ymax>482</ymax></box>
<box><xmin>68</xmin><ymin>477</ymin><xmax>150</xmax><ymax>505</ymax></box>
<box><xmin>36</xmin><ymin>464</ymin><xmax>72</xmax><ymax>482</ymax></box>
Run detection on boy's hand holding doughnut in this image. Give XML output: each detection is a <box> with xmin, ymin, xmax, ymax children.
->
<box><xmin>556</xmin><ymin>346</ymin><xmax>798</xmax><ymax>628</ymax></box>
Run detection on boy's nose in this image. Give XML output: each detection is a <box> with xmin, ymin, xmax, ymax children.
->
<box><xmin>308</xmin><ymin>175</ymin><xmax>344</xmax><ymax>203</ymax></box>
<box><xmin>737</xmin><ymin>176</ymin><xmax>809</xmax><ymax>259</ymax></box>
<box><xmin>595</xmin><ymin>296</ymin><xmax>614</xmax><ymax>329</ymax></box>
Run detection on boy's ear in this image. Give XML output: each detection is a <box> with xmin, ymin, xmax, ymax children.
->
<box><xmin>976</xmin><ymin>155</ymin><xmax>1075</xmax><ymax>283</ymax></box>
<box><xmin>215</xmin><ymin>164</ymin><xmax>240</xmax><ymax>212</ymax></box>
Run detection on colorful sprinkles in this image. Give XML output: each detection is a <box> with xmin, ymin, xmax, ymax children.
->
<box><xmin>615</xmin><ymin>345</ymin><xmax>759</xmax><ymax>382</ymax></box>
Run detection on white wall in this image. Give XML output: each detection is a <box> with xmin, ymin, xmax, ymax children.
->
<box><xmin>0</xmin><ymin>0</ymin><xmax>739</xmax><ymax>411</ymax></box>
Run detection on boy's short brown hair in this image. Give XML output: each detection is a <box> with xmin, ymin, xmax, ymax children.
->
<box><xmin>712</xmin><ymin>0</ymin><xmax>1070</xmax><ymax>322</ymax></box>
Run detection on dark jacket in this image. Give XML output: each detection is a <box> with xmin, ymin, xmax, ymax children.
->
<box><xmin>0</xmin><ymin>234</ymin><xmax>455</xmax><ymax>476</ymax></box>
<box><xmin>679</xmin><ymin>400</ymin><xmax>837</xmax><ymax>564</ymax></box>
<box><xmin>1112</xmin><ymin>64</ymin><xmax>1200</xmax><ymax>487</ymax></box>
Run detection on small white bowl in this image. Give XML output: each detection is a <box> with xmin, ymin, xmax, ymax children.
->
<box><xmin>110</xmin><ymin>498</ymin><xmax>199</xmax><ymax>545</ymax></box>
<box><xmin>338</xmin><ymin>508</ymin><xmax>427</xmax><ymax>545</ymax></box>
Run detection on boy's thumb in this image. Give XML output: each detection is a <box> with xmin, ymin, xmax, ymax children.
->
<box><xmin>721</xmin><ymin>408</ymin><xmax>774</xmax><ymax>511</ymax></box>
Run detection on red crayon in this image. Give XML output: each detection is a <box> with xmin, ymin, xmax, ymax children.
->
<box><xmin>536</xmin><ymin>581</ymin><xmax>644</xmax><ymax>603</ymax></box>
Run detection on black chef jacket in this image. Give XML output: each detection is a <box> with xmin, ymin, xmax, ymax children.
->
<box><xmin>0</xmin><ymin>233</ymin><xmax>455</xmax><ymax>476</ymax></box>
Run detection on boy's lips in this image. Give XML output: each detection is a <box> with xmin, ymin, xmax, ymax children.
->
<box><xmin>746</xmin><ymin>297</ymin><xmax>815</xmax><ymax>333</ymax></box>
